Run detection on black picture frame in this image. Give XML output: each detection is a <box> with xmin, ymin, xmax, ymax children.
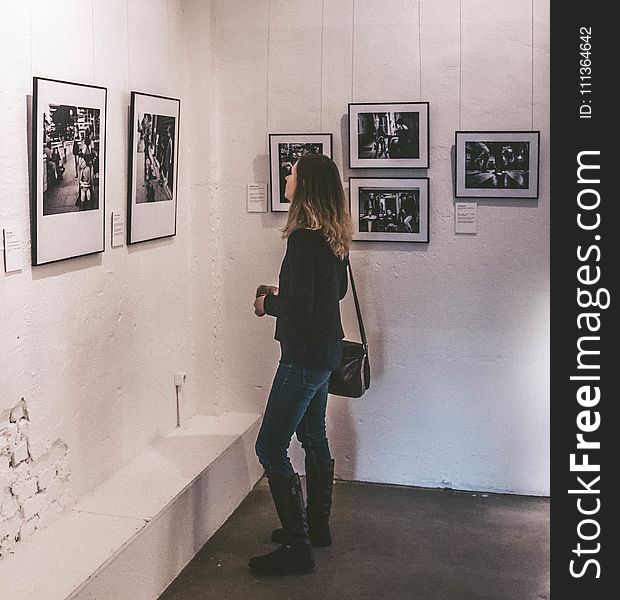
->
<box><xmin>350</xmin><ymin>177</ymin><xmax>430</xmax><ymax>243</ymax></box>
<box><xmin>348</xmin><ymin>102</ymin><xmax>429</xmax><ymax>169</ymax></box>
<box><xmin>31</xmin><ymin>76</ymin><xmax>107</xmax><ymax>265</ymax></box>
<box><xmin>128</xmin><ymin>91</ymin><xmax>181</xmax><ymax>244</ymax></box>
<box><xmin>269</xmin><ymin>133</ymin><xmax>333</xmax><ymax>211</ymax></box>
<box><xmin>454</xmin><ymin>131</ymin><xmax>540</xmax><ymax>199</ymax></box>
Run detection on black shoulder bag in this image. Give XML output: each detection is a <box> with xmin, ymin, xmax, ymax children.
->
<box><xmin>328</xmin><ymin>258</ymin><xmax>370</xmax><ymax>398</ymax></box>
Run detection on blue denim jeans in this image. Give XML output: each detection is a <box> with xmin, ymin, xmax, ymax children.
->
<box><xmin>255</xmin><ymin>361</ymin><xmax>332</xmax><ymax>479</ymax></box>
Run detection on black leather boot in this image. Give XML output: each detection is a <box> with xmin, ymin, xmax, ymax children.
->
<box><xmin>272</xmin><ymin>457</ymin><xmax>334</xmax><ymax>547</ymax></box>
<box><xmin>249</xmin><ymin>473</ymin><xmax>315</xmax><ymax>575</ymax></box>
<box><xmin>305</xmin><ymin>456</ymin><xmax>335</xmax><ymax>546</ymax></box>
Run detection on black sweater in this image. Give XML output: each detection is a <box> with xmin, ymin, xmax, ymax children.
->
<box><xmin>264</xmin><ymin>229</ymin><xmax>348</xmax><ymax>371</ymax></box>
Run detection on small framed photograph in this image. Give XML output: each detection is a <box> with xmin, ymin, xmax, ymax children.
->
<box><xmin>348</xmin><ymin>102</ymin><xmax>429</xmax><ymax>169</ymax></box>
<box><xmin>31</xmin><ymin>77</ymin><xmax>107</xmax><ymax>265</ymax></box>
<box><xmin>455</xmin><ymin>131</ymin><xmax>540</xmax><ymax>198</ymax></box>
<box><xmin>128</xmin><ymin>91</ymin><xmax>180</xmax><ymax>244</ymax></box>
<box><xmin>350</xmin><ymin>177</ymin><xmax>429</xmax><ymax>243</ymax></box>
<box><xmin>269</xmin><ymin>133</ymin><xmax>333</xmax><ymax>211</ymax></box>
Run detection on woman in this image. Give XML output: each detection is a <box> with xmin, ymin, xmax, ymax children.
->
<box><xmin>80</xmin><ymin>132</ymin><xmax>96</xmax><ymax>168</ymax></box>
<box><xmin>51</xmin><ymin>147</ymin><xmax>64</xmax><ymax>178</ymax></box>
<box><xmin>77</xmin><ymin>157</ymin><xmax>92</xmax><ymax>210</ymax></box>
<box><xmin>159</xmin><ymin>126</ymin><xmax>174</xmax><ymax>190</ymax></box>
<box><xmin>72</xmin><ymin>135</ymin><xmax>81</xmax><ymax>177</ymax></box>
<box><xmin>250</xmin><ymin>154</ymin><xmax>352</xmax><ymax>576</ymax></box>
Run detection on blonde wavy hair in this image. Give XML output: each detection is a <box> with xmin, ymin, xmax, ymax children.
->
<box><xmin>282</xmin><ymin>154</ymin><xmax>353</xmax><ymax>259</ymax></box>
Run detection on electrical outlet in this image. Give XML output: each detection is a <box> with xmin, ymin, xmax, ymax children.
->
<box><xmin>174</xmin><ymin>372</ymin><xmax>187</xmax><ymax>386</ymax></box>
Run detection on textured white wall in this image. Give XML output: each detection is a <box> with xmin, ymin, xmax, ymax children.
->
<box><xmin>0</xmin><ymin>0</ymin><xmax>217</xmax><ymax>506</ymax></box>
<box><xmin>1</xmin><ymin>0</ymin><xmax>550</xmax><ymax>512</ymax></box>
<box><xmin>204</xmin><ymin>0</ymin><xmax>550</xmax><ymax>495</ymax></box>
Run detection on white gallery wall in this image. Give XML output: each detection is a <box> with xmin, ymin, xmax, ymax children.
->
<box><xmin>1</xmin><ymin>0</ymin><xmax>550</xmax><ymax>544</ymax></box>
<box><xmin>201</xmin><ymin>0</ymin><xmax>550</xmax><ymax>496</ymax></box>
<box><xmin>0</xmin><ymin>0</ymin><xmax>219</xmax><ymax>511</ymax></box>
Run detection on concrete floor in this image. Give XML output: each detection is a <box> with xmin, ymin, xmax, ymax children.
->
<box><xmin>158</xmin><ymin>477</ymin><xmax>549</xmax><ymax>600</ymax></box>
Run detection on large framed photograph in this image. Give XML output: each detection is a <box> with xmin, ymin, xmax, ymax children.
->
<box><xmin>455</xmin><ymin>131</ymin><xmax>540</xmax><ymax>198</ymax></box>
<box><xmin>31</xmin><ymin>77</ymin><xmax>107</xmax><ymax>265</ymax></box>
<box><xmin>350</xmin><ymin>177</ymin><xmax>429</xmax><ymax>243</ymax></box>
<box><xmin>128</xmin><ymin>92</ymin><xmax>180</xmax><ymax>244</ymax></box>
<box><xmin>269</xmin><ymin>133</ymin><xmax>333</xmax><ymax>211</ymax></box>
<box><xmin>348</xmin><ymin>102</ymin><xmax>429</xmax><ymax>169</ymax></box>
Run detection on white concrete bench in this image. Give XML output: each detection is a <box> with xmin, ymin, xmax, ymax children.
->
<box><xmin>0</xmin><ymin>412</ymin><xmax>263</xmax><ymax>600</ymax></box>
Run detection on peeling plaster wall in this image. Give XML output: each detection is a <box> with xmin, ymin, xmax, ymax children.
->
<box><xmin>0</xmin><ymin>0</ymin><xmax>218</xmax><ymax>511</ymax></box>
<box><xmin>0</xmin><ymin>400</ymin><xmax>70</xmax><ymax>558</ymax></box>
<box><xmin>203</xmin><ymin>0</ymin><xmax>550</xmax><ymax>495</ymax></box>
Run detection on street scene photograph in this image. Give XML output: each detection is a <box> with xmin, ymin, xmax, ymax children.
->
<box><xmin>465</xmin><ymin>140</ymin><xmax>531</xmax><ymax>189</ymax></box>
<box><xmin>358</xmin><ymin>187</ymin><xmax>420</xmax><ymax>234</ymax></box>
<box><xmin>135</xmin><ymin>113</ymin><xmax>176</xmax><ymax>204</ymax></box>
<box><xmin>42</xmin><ymin>104</ymin><xmax>100</xmax><ymax>216</ymax></box>
<box><xmin>356</xmin><ymin>111</ymin><xmax>420</xmax><ymax>160</ymax></box>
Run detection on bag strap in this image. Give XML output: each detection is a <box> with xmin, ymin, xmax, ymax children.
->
<box><xmin>346</xmin><ymin>257</ymin><xmax>368</xmax><ymax>348</ymax></box>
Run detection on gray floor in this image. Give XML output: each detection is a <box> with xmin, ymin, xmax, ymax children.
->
<box><xmin>159</xmin><ymin>477</ymin><xmax>549</xmax><ymax>600</ymax></box>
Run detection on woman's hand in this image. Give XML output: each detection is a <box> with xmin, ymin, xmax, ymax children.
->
<box><xmin>256</xmin><ymin>285</ymin><xmax>278</xmax><ymax>297</ymax></box>
<box><xmin>253</xmin><ymin>294</ymin><xmax>266</xmax><ymax>317</ymax></box>
<box><xmin>254</xmin><ymin>285</ymin><xmax>278</xmax><ymax>317</ymax></box>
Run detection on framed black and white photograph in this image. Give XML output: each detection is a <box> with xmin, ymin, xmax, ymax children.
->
<box><xmin>128</xmin><ymin>91</ymin><xmax>180</xmax><ymax>244</ymax></box>
<box><xmin>455</xmin><ymin>131</ymin><xmax>540</xmax><ymax>198</ymax></box>
<box><xmin>348</xmin><ymin>102</ymin><xmax>429</xmax><ymax>169</ymax></box>
<box><xmin>350</xmin><ymin>177</ymin><xmax>429</xmax><ymax>243</ymax></box>
<box><xmin>269</xmin><ymin>133</ymin><xmax>333</xmax><ymax>211</ymax></box>
<box><xmin>31</xmin><ymin>77</ymin><xmax>107</xmax><ymax>265</ymax></box>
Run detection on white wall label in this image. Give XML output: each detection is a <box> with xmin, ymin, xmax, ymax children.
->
<box><xmin>247</xmin><ymin>183</ymin><xmax>268</xmax><ymax>213</ymax></box>
<box><xmin>111</xmin><ymin>213</ymin><xmax>125</xmax><ymax>247</ymax></box>
<box><xmin>3</xmin><ymin>228</ymin><xmax>22</xmax><ymax>272</ymax></box>
<box><xmin>455</xmin><ymin>202</ymin><xmax>478</xmax><ymax>234</ymax></box>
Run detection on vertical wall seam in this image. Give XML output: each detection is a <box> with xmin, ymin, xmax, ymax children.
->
<box><xmin>350</xmin><ymin>0</ymin><xmax>355</xmax><ymax>101</ymax></box>
<box><xmin>266</xmin><ymin>0</ymin><xmax>272</xmax><ymax>141</ymax></box>
<box><xmin>531</xmin><ymin>0</ymin><xmax>535</xmax><ymax>128</ymax></box>
<box><xmin>458</xmin><ymin>0</ymin><xmax>462</xmax><ymax>129</ymax></box>
<box><xmin>320</xmin><ymin>0</ymin><xmax>325</xmax><ymax>131</ymax></box>
<box><xmin>91</xmin><ymin>0</ymin><xmax>96</xmax><ymax>83</ymax></box>
<box><xmin>208</xmin><ymin>2</ymin><xmax>225</xmax><ymax>412</ymax></box>
<box><xmin>167</xmin><ymin>0</ymin><xmax>172</xmax><ymax>93</ymax></box>
<box><xmin>28</xmin><ymin>0</ymin><xmax>33</xmax><ymax>78</ymax></box>
<box><xmin>418</xmin><ymin>0</ymin><xmax>422</xmax><ymax>101</ymax></box>
<box><xmin>126</xmin><ymin>1</ymin><xmax>131</xmax><ymax>89</ymax></box>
